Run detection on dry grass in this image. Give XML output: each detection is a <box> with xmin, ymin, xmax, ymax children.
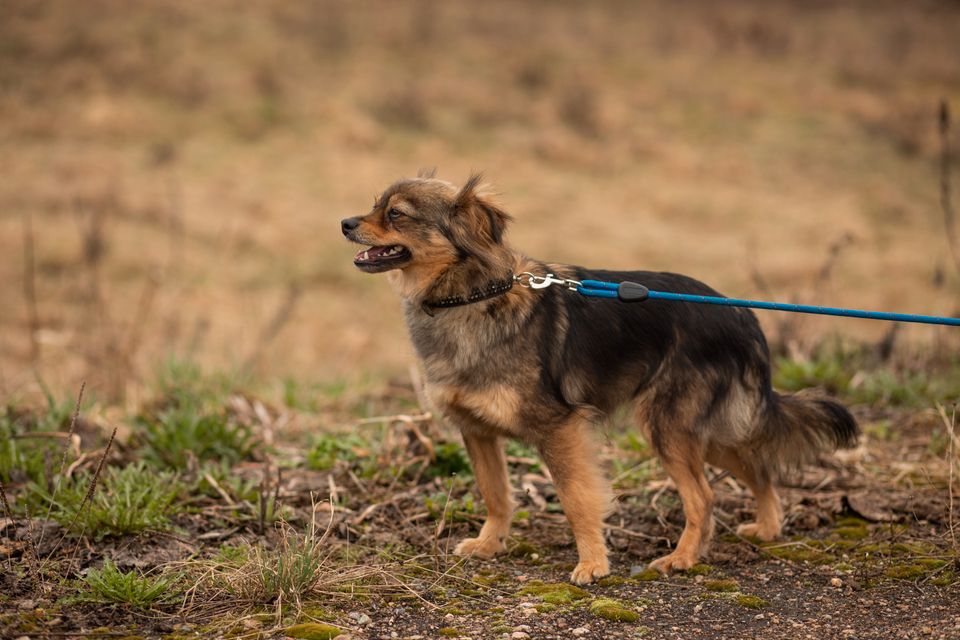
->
<box><xmin>1</xmin><ymin>0</ymin><xmax>959</xmax><ymax>400</ymax></box>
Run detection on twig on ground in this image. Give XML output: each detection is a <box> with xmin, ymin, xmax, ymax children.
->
<box><xmin>603</xmin><ymin>522</ymin><xmax>672</xmax><ymax>546</ymax></box>
<box><xmin>356</xmin><ymin>412</ymin><xmax>433</xmax><ymax>426</ymax></box>
<box><xmin>935</xmin><ymin>402</ymin><xmax>958</xmax><ymax>552</ymax></box>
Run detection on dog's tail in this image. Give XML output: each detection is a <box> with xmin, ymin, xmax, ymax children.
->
<box><xmin>754</xmin><ymin>389</ymin><xmax>859</xmax><ymax>473</ymax></box>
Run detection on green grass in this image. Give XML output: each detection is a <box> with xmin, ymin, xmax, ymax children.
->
<box><xmin>424</xmin><ymin>442</ymin><xmax>472</xmax><ymax>479</ymax></box>
<box><xmin>215</xmin><ymin>524</ymin><xmax>333</xmax><ymax>604</ymax></box>
<box><xmin>153</xmin><ymin>357</ymin><xmax>250</xmax><ymax>409</ymax></box>
<box><xmin>306</xmin><ymin>432</ymin><xmax>370</xmax><ymax>472</ymax></box>
<box><xmin>136</xmin><ymin>404</ymin><xmax>256</xmax><ymax>470</ymax></box>
<box><xmin>78</xmin><ymin>558</ymin><xmax>182</xmax><ymax>609</ymax></box>
<box><xmin>774</xmin><ymin>355</ymin><xmax>851</xmax><ymax>395</ymax></box>
<box><xmin>30</xmin><ymin>463</ymin><xmax>183</xmax><ymax>539</ymax></box>
<box><xmin>0</xmin><ymin>389</ymin><xmax>88</xmax><ymax>484</ymax></box>
<box><xmin>424</xmin><ymin>490</ymin><xmax>477</xmax><ymax>523</ymax></box>
<box><xmin>774</xmin><ymin>346</ymin><xmax>960</xmax><ymax>408</ymax></box>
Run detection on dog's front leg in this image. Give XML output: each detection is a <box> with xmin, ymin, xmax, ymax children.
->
<box><xmin>537</xmin><ymin>417</ymin><xmax>612</xmax><ymax>585</ymax></box>
<box><xmin>454</xmin><ymin>433</ymin><xmax>513</xmax><ymax>558</ymax></box>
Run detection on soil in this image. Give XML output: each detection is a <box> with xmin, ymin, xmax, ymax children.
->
<box><xmin>2</xmin><ymin>401</ymin><xmax>958</xmax><ymax>640</ymax></box>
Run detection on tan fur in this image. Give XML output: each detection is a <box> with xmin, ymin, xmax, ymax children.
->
<box><xmin>454</xmin><ymin>433</ymin><xmax>514</xmax><ymax>557</ymax></box>
<box><xmin>428</xmin><ymin>383</ymin><xmax>525</xmax><ymax>437</ymax></box>
<box><xmin>535</xmin><ymin>416</ymin><xmax>613</xmax><ymax>583</ymax></box>
<box><xmin>648</xmin><ymin>433</ymin><xmax>714</xmax><ymax>572</ymax></box>
<box><xmin>707</xmin><ymin>447</ymin><xmax>782</xmax><ymax>540</ymax></box>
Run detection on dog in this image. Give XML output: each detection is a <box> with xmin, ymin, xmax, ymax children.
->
<box><xmin>341</xmin><ymin>172</ymin><xmax>858</xmax><ymax>584</ymax></box>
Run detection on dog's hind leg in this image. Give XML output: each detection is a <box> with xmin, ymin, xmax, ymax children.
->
<box><xmin>708</xmin><ymin>447</ymin><xmax>782</xmax><ymax>541</ymax></box>
<box><xmin>649</xmin><ymin>433</ymin><xmax>714</xmax><ymax>573</ymax></box>
<box><xmin>454</xmin><ymin>433</ymin><xmax>513</xmax><ymax>558</ymax></box>
<box><xmin>536</xmin><ymin>416</ymin><xmax>612</xmax><ymax>585</ymax></box>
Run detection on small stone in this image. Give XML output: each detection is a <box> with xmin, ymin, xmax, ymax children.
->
<box><xmin>444</xmin><ymin>613</ymin><xmax>455</xmax><ymax>620</ymax></box>
<box><xmin>572</xmin><ymin>628</ymin><xmax>590</xmax><ymax>637</ymax></box>
<box><xmin>530</xmin><ymin>553</ymin><xmax>539</xmax><ymax>560</ymax></box>
<box><xmin>830</xmin><ymin>577</ymin><xmax>843</xmax><ymax>588</ymax></box>
<box><xmin>922</xmin><ymin>627</ymin><xmax>934</xmax><ymax>635</ymax></box>
<box><xmin>755</xmin><ymin>614</ymin><xmax>765</xmax><ymax>620</ymax></box>
<box><xmin>519</xmin><ymin>602</ymin><xmax>536</xmax><ymax>608</ymax></box>
<box><xmin>512</xmin><ymin>633</ymin><xmax>529</xmax><ymax>640</ymax></box>
<box><xmin>513</xmin><ymin>626</ymin><xmax>531</xmax><ymax>632</ymax></box>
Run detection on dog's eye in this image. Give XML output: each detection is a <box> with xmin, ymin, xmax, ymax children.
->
<box><xmin>387</xmin><ymin>208</ymin><xmax>404</xmax><ymax>221</ymax></box>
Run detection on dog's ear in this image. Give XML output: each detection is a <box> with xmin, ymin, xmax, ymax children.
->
<box><xmin>452</xmin><ymin>173</ymin><xmax>512</xmax><ymax>245</ymax></box>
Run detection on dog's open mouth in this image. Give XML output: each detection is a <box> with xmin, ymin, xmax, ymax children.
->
<box><xmin>353</xmin><ymin>244</ymin><xmax>411</xmax><ymax>272</ymax></box>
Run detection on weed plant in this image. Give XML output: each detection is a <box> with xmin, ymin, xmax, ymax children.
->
<box><xmin>0</xmin><ymin>390</ymin><xmax>87</xmax><ymax>484</ymax></box>
<box><xmin>30</xmin><ymin>463</ymin><xmax>182</xmax><ymax>538</ymax></box>
<box><xmin>137</xmin><ymin>405</ymin><xmax>255</xmax><ymax>470</ymax></box>
<box><xmin>79</xmin><ymin>558</ymin><xmax>182</xmax><ymax>608</ymax></box>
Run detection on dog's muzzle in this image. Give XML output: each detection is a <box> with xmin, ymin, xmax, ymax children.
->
<box><xmin>341</xmin><ymin>217</ymin><xmax>361</xmax><ymax>237</ymax></box>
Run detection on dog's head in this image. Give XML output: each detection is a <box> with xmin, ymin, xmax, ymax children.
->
<box><xmin>341</xmin><ymin>173</ymin><xmax>512</xmax><ymax>276</ymax></box>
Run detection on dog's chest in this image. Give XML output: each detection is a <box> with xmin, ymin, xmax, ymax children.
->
<box><xmin>426</xmin><ymin>381</ymin><xmax>525</xmax><ymax>437</ymax></box>
<box><xmin>405</xmin><ymin>304</ymin><xmax>538</xmax><ymax>435</ymax></box>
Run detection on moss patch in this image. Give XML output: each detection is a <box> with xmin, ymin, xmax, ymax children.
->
<box><xmin>835</xmin><ymin>526</ymin><xmax>868</xmax><ymax>540</ymax></box>
<box><xmin>589</xmin><ymin>598</ymin><xmax>640</xmax><ymax>622</ymax></box>
<box><xmin>930</xmin><ymin>571</ymin><xmax>957</xmax><ymax>586</ymax></box>
<box><xmin>884</xmin><ymin>564</ymin><xmax>930</xmax><ymax>580</ymax></box>
<box><xmin>284</xmin><ymin>623</ymin><xmax>342</xmax><ymax>640</ymax></box>
<box><xmin>704</xmin><ymin>579</ymin><xmax>739</xmax><ymax>593</ymax></box>
<box><xmin>518</xmin><ymin>582</ymin><xmax>590</xmax><ymax>605</ymax></box>
<box><xmin>439</xmin><ymin>628</ymin><xmax>460</xmax><ymax>638</ymax></box>
<box><xmin>687</xmin><ymin>564</ymin><xmax>713</xmax><ymax>576</ymax></box>
<box><xmin>736</xmin><ymin>594</ymin><xmax>769</xmax><ymax>609</ymax></box>
<box><xmin>631</xmin><ymin>568</ymin><xmax>661</xmax><ymax>582</ymax></box>
<box><xmin>597</xmin><ymin>575</ymin><xmax>627</xmax><ymax>587</ymax></box>
<box><xmin>508</xmin><ymin>540</ymin><xmax>540</xmax><ymax>558</ymax></box>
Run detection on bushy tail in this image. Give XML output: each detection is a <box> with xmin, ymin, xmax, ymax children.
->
<box><xmin>756</xmin><ymin>389</ymin><xmax>859</xmax><ymax>474</ymax></box>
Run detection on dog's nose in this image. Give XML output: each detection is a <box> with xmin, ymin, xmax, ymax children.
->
<box><xmin>341</xmin><ymin>217</ymin><xmax>360</xmax><ymax>236</ymax></box>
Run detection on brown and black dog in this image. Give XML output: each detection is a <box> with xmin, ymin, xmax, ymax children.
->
<box><xmin>341</xmin><ymin>172</ymin><xmax>858</xmax><ymax>584</ymax></box>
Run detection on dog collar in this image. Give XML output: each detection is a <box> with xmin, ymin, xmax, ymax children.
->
<box><xmin>423</xmin><ymin>276</ymin><xmax>515</xmax><ymax>312</ymax></box>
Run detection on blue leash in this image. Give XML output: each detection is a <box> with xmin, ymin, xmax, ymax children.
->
<box><xmin>576</xmin><ymin>279</ymin><xmax>960</xmax><ymax>327</ymax></box>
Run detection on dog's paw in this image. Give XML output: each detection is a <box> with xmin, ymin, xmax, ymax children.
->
<box><xmin>736</xmin><ymin>522</ymin><xmax>780</xmax><ymax>542</ymax></box>
<box><xmin>648</xmin><ymin>552</ymin><xmax>697</xmax><ymax>574</ymax></box>
<box><xmin>569</xmin><ymin>558</ymin><xmax>610</xmax><ymax>585</ymax></box>
<box><xmin>454</xmin><ymin>536</ymin><xmax>505</xmax><ymax>559</ymax></box>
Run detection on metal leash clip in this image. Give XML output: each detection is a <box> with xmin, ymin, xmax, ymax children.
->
<box><xmin>514</xmin><ymin>272</ymin><xmax>582</xmax><ymax>291</ymax></box>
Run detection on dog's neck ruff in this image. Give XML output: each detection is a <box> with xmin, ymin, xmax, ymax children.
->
<box><xmin>422</xmin><ymin>276</ymin><xmax>515</xmax><ymax>312</ymax></box>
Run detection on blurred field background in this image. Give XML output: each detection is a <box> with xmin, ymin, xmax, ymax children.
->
<box><xmin>2</xmin><ymin>0</ymin><xmax>960</xmax><ymax>403</ymax></box>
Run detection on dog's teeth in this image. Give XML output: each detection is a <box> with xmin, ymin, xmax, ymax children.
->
<box><xmin>363</xmin><ymin>251</ymin><xmax>369</xmax><ymax>260</ymax></box>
